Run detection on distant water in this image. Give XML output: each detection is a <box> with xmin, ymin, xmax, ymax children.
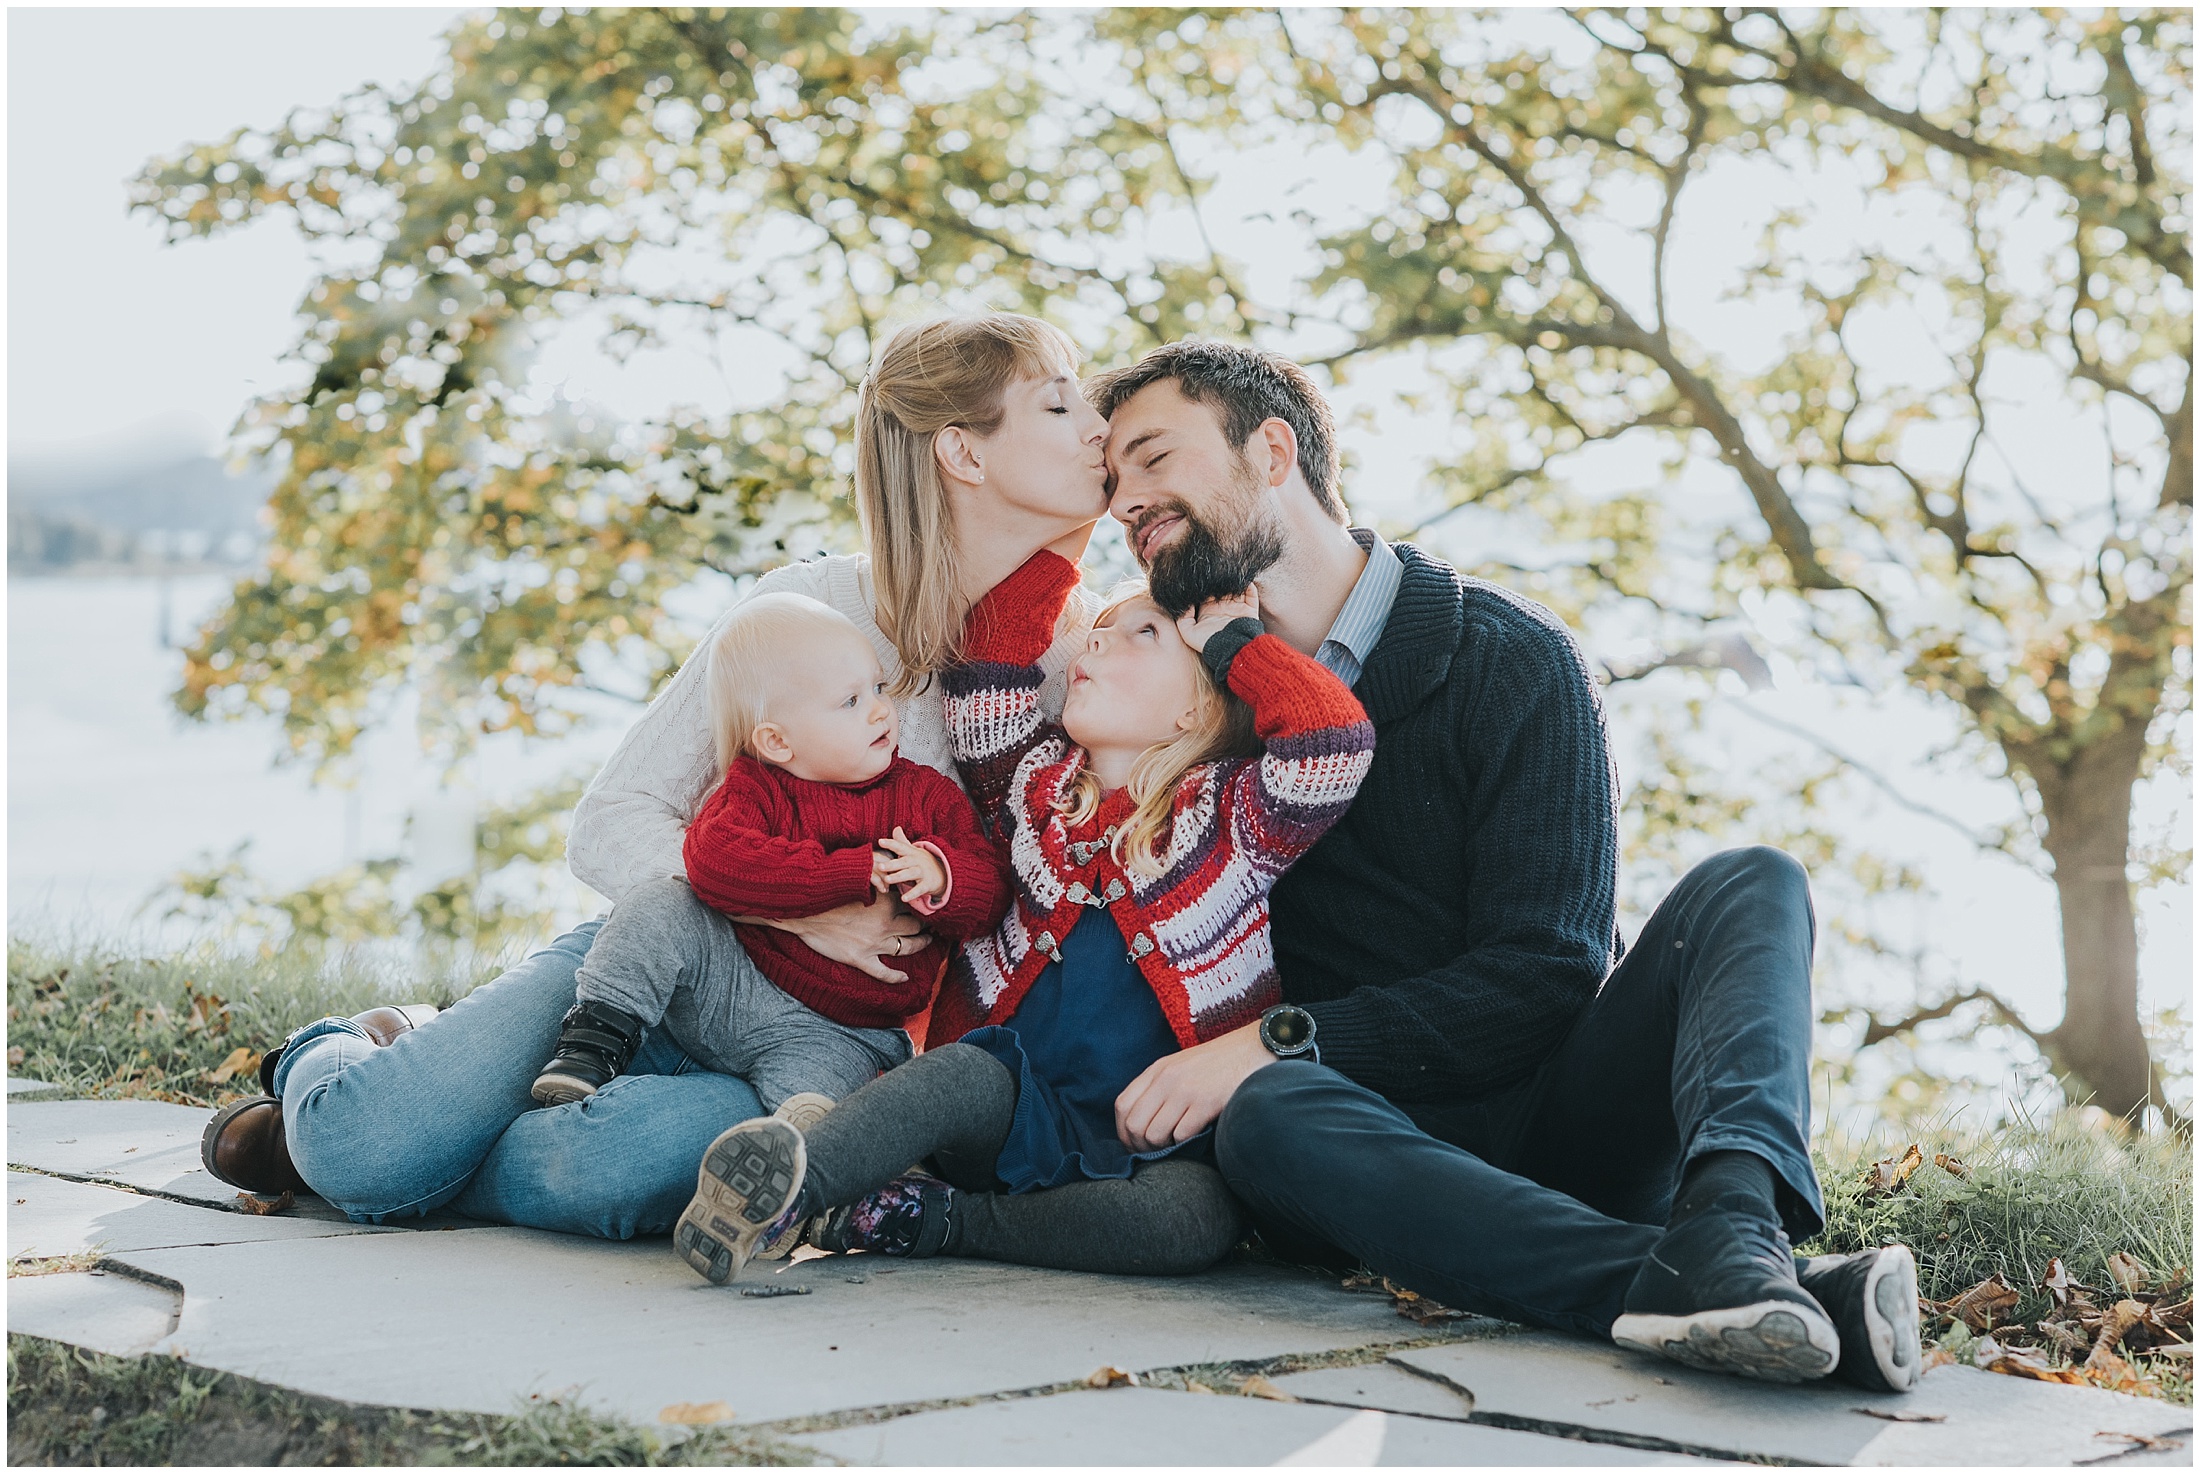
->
<box><xmin>6</xmin><ymin>572</ymin><xmax>637</xmax><ymax>949</ymax></box>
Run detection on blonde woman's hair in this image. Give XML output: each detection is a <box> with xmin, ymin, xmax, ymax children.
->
<box><xmin>1055</xmin><ymin>582</ymin><xmax>1260</xmax><ymax>878</ymax></box>
<box><xmin>705</xmin><ymin>593</ymin><xmax>870</xmax><ymax>773</ymax></box>
<box><xmin>855</xmin><ymin>313</ymin><xmax>1082</xmax><ymax>696</ymax></box>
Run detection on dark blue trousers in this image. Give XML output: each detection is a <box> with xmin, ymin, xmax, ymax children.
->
<box><xmin>1216</xmin><ymin>847</ymin><xmax>1824</xmax><ymax>1340</ymax></box>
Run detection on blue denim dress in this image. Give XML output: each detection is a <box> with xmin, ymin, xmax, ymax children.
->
<box><xmin>960</xmin><ymin>910</ymin><xmax>1211</xmax><ymax>1193</ymax></box>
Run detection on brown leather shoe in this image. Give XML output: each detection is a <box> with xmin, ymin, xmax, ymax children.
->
<box><xmin>200</xmin><ymin>1096</ymin><xmax>311</xmax><ymax>1195</ymax></box>
<box><xmin>257</xmin><ymin>1003</ymin><xmax>440</xmax><ymax>1095</ymax></box>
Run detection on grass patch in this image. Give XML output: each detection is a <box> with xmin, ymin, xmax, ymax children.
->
<box><xmin>5</xmin><ymin>934</ymin><xmax>495</xmax><ymax>1107</ymax></box>
<box><xmin>6</xmin><ymin>1334</ymin><xmax>817</xmax><ymax>1466</ymax></box>
<box><xmin>1806</xmin><ymin>1110</ymin><xmax>2193</xmax><ymax>1402</ymax></box>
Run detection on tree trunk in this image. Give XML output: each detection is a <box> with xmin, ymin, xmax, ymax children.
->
<box><xmin>2031</xmin><ymin>722</ymin><xmax>2156</xmax><ymax>1121</ymax></box>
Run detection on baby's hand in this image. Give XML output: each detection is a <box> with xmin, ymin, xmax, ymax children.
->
<box><xmin>872</xmin><ymin>827</ymin><xmax>948</xmax><ymax>906</ymax></box>
<box><xmin>1175</xmin><ymin>585</ymin><xmax>1260</xmax><ymax>653</ymax></box>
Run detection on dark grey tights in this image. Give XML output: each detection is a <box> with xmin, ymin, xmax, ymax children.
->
<box><xmin>799</xmin><ymin>1042</ymin><xmax>1243</xmax><ymax>1276</ymax></box>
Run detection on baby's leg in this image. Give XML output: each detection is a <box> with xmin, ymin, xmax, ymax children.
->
<box><xmin>569</xmin><ymin>875</ymin><xmax>742</xmax><ymax>1028</ymax></box>
<box><xmin>534</xmin><ymin>876</ymin><xmax>749</xmax><ymax>1104</ymax></box>
<box><xmin>665</xmin><ymin>953</ymin><xmax>910</xmax><ymax>1116</ymax></box>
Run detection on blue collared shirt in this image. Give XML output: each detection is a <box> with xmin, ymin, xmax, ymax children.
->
<box><xmin>1315</xmin><ymin>529</ymin><xmax>1403</xmax><ymax>689</ymax></box>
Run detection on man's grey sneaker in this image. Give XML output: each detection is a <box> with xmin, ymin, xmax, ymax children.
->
<box><xmin>674</xmin><ymin>1117</ymin><xmax>807</xmax><ymax>1285</ymax></box>
<box><xmin>753</xmin><ymin>1095</ymin><xmax>837</xmax><ymax>1262</ymax></box>
<box><xmin>1612</xmin><ymin>1209</ymin><xmax>1840</xmax><ymax>1383</ymax></box>
<box><xmin>1796</xmin><ymin>1245</ymin><xmax>1922</xmax><ymax>1393</ymax></box>
<box><xmin>530</xmin><ymin>1000</ymin><xmax>646</xmax><ymax>1106</ymax></box>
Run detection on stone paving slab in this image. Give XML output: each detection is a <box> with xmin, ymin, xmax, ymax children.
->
<box><xmin>8</xmin><ymin>1077</ymin><xmax>63</xmax><ymax>1095</ymax></box>
<box><xmin>1271</xmin><ymin>1360</ymin><xmax>1479</xmax><ymax>1421</ymax></box>
<box><xmin>9</xmin><ymin>1270</ymin><xmax>184</xmax><ymax>1357</ymax></box>
<box><xmin>101</xmin><ymin>1226</ymin><xmax>1433</xmax><ymax>1426</ymax></box>
<box><xmin>8</xmin><ymin>1098</ymin><xmax>240</xmax><ymax>1208</ymax></box>
<box><xmin>1390</xmin><ymin>1332</ymin><xmax>2194</xmax><ymax>1466</ymax></box>
<box><xmin>8</xmin><ymin>1171</ymin><xmax>395</xmax><ymax>1260</ymax></box>
<box><xmin>790</xmin><ymin>1386</ymin><xmax>1724</xmax><ymax>1465</ymax></box>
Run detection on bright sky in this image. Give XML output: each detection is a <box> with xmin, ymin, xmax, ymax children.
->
<box><xmin>6</xmin><ymin>8</ymin><xmax>2189</xmax><ymax>1115</ymax></box>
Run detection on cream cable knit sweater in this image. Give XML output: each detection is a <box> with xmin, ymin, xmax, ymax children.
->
<box><xmin>567</xmin><ymin>553</ymin><xmax>1096</xmax><ymax>903</ymax></box>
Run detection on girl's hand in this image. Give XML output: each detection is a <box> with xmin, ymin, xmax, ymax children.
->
<box><xmin>873</xmin><ymin>827</ymin><xmax>948</xmax><ymax>904</ymax></box>
<box><xmin>1174</xmin><ymin>585</ymin><xmax>1260</xmax><ymax>653</ymax></box>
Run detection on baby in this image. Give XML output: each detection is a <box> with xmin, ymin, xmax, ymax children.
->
<box><xmin>531</xmin><ymin>593</ymin><xmax>1011</xmax><ymax>1112</ymax></box>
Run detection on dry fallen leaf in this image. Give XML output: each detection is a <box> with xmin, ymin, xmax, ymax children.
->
<box><xmin>6</xmin><ymin>1046</ymin><xmax>23</xmax><ymax>1068</ymax></box>
<box><xmin>1861</xmin><ymin>1144</ymin><xmax>1925</xmax><ymax>1198</ymax></box>
<box><xmin>232</xmin><ymin>1191</ymin><xmax>294</xmax><ymax>1216</ymax></box>
<box><xmin>1946</xmin><ymin>1273</ymin><xmax>2022</xmax><ymax>1331</ymax></box>
<box><xmin>205</xmin><ymin>1046</ymin><xmax>261</xmax><ymax>1086</ymax></box>
<box><xmin>2108</xmin><ymin>1252</ymin><xmax>2149</xmax><ymax>1295</ymax></box>
<box><xmin>2147</xmin><ymin>1342</ymin><xmax>2193</xmax><ymax>1360</ymax></box>
<box><xmin>1921</xmin><ymin>1345</ymin><xmax>1959</xmax><ymax>1372</ymax></box>
<box><xmin>2042</xmin><ymin>1257</ymin><xmax>2074</xmax><ymax>1307</ymax></box>
<box><xmin>659</xmin><ymin>1401</ymin><xmax>732</xmax><ymax>1426</ymax></box>
<box><xmin>2094</xmin><ymin>1433</ymin><xmax>2185</xmax><ymax>1454</ymax></box>
<box><xmin>2038</xmin><ymin>1320</ymin><xmax>2092</xmax><ymax>1359</ymax></box>
<box><xmin>1086</xmin><ymin>1366</ymin><xmax>1135</xmax><ymax>1388</ymax></box>
<box><xmin>1932</xmin><ymin>1152</ymin><xmax>1970</xmax><ymax>1179</ymax></box>
<box><xmin>1854</xmin><ymin>1407</ymin><xmax>1947</xmax><ymax>1423</ymax></box>
<box><xmin>1239</xmin><ymin>1374</ymin><xmax>1296</xmax><ymax>1402</ymax></box>
<box><xmin>1975</xmin><ymin>1337</ymin><xmax>2086</xmax><ymax>1385</ymax></box>
<box><xmin>1184</xmin><ymin>1380</ymin><xmax>1218</xmax><ymax>1395</ymax></box>
<box><xmin>2079</xmin><ymin>1346</ymin><xmax>2154</xmax><ymax>1395</ymax></box>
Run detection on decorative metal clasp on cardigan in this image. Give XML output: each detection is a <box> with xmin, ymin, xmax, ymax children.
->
<box><xmin>1127</xmin><ymin>932</ymin><xmax>1156</xmax><ymax>959</ymax></box>
<box><xmin>1034</xmin><ymin>930</ymin><xmax>1062</xmax><ymax>961</ymax></box>
<box><xmin>1065</xmin><ymin>827</ymin><xmax>1118</xmax><ymax>867</ymax></box>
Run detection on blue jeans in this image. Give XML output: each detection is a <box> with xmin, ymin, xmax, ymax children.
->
<box><xmin>1215</xmin><ymin>847</ymin><xmax>1824</xmax><ymax>1340</ymax></box>
<box><xmin>273</xmin><ymin>919</ymin><xmax>766</xmax><ymax>1239</ymax></box>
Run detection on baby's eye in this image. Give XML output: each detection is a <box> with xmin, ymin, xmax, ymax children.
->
<box><xmin>874</xmin><ymin>682</ymin><xmax>888</xmax><ymax>696</ymax></box>
<box><xmin>842</xmin><ymin>693</ymin><xmax>859</xmax><ymax>708</ymax></box>
<box><xmin>1047</xmin><ymin>403</ymin><xmax>1069</xmax><ymax>415</ymax></box>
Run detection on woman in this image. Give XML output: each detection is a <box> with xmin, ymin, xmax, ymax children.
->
<box><xmin>201</xmin><ymin>314</ymin><xmax>1117</xmax><ymax>1240</ymax></box>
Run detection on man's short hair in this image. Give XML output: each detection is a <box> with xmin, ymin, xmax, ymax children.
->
<box><xmin>1086</xmin><ymin>341</ymin><xmax>1346</xmax><ymax>522</ymax></box>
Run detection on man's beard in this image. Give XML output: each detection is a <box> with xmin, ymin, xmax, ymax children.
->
<box><xmin>1141</xmin><ymin>461</ymin><xmax>1285</xmax><ymax>616</ymax></box>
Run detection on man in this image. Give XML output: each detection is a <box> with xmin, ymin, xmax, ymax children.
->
<box><xmin>1086</xmin><ymin>341</ymin><xmax>1922</xmax><ymax>1393</ymax></box>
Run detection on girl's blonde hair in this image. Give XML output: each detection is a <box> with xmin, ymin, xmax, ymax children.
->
<box><xmin>705</xmin><ymin>592</ymin><xmax>869</xmax><ymax>774</ymax></box>
<box><xmin>855</xmin><ymin>313</ymin><xmax>1082</xmax><ymax>696</ymax></box>
<box><xmin>1055</xmin><ymin>582</ymin><xmax>1260</xmax><ymax>878</ymax></box>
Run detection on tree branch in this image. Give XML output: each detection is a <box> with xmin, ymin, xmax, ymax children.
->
<box><xmin>1851</xmin><ymin>986</ymin><xmax>2049</xmax><ymax>1048</ymax></box>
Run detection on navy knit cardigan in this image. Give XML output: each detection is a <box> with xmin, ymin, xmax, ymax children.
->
<box><xmin>1274</xmin><ymin>541</ymin><xmax>1622</xmax><ymax>1104</ymax></box>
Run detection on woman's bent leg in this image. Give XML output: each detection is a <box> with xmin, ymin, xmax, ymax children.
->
<box><xmin>457</xmin><ymin>1027</ymin><xmax>766</xmax><ymax>1239</ymax></box>
<box><xmin>948</xmin><ymin>1159</ymin><xmax>1243</xmax><ymax>1276</ymax></box>
<box><xmin>278</xmin><ymin>920</ymin><xmax>603</xmax><ymax>1222</ymax></box>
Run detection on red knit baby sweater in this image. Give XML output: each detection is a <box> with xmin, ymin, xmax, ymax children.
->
<box><xmin>682</xmin><ymin>755</ymin><xmax>1011</xmax><ymax>1030</ymax></box>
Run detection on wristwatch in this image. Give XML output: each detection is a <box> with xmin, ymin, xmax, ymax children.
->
<box><xmin>1258</xmin><ymin>1003</ymin><xmax>1320</xmax><ymax>1064</ymax></box>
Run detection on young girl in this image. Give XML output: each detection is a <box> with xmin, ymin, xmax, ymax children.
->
<box><xmin>671</xmin><ymin>549</ymin><xmax>1375</xmax><ymax>1284</ymax></box>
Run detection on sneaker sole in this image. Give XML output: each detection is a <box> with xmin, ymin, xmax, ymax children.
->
<box><xmin>751</xmin><ymin>1095</ymin><xmax>837</xmax><ymax>1262</ymax></box>
<box><xmin>530</xmin><ymin>1072</ymin><xmax>600</xmax><ymax>1106</ymax></box>
<box><xmin>1858</xmin><ymin>1245</ymin><xmax>1922</xmax><ymax>1392</ymax></box>
<box><xmin>1613</xmin><ymin>1300</ymin><xmax>1841</xmax><ymax>1383</ymax></box>
<box><xmin>674</xmin><ymin>1119</ymin><xmax>805</xmax><ymax>1285</ymax></box>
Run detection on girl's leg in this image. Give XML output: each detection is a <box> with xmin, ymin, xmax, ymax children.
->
<box><xmin>943</xmin><ymin>1160</ymin><xmax>1243</xmax><ymax>1277</ymax></box>
<box><xmin>799</xmin><ymin>1042</ymin><xmax>1016</xmax><ymax>1204</ymax></box>
<box><xmin>277</xmin><ymin>919</ymin><xmax>605</xmax><ymax>1222</ymax></box>
<box><xmin>801</xmin><ymin>1044</ymin><xmax>1243</xmax><ymax>1275</ymax></box>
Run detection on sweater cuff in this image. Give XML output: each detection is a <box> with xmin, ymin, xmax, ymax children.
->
<box><xmin>1297</xmin><ymin>996</ymin><xmax>1393</xmax><ymax>1089</ymax></box>
<box><xmin>1198</xmin><ymin>618</ymin><xmax>1266</xmax><ymax>689</ymax></box>
<box><xmin>817</xmin><ymin>844</ymin><xmax>884</xmax><ymax>909</ymax></box>
<box><xmin>902</xmin><ymin>840</ymin><xmax>953</xmax><ymax>915</ymax></box>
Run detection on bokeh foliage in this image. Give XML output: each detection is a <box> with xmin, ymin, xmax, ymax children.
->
<box><xmin>134</xmin><ymin>8</ymin><xmax>2190</xmax><ymax>1117</ymax></box>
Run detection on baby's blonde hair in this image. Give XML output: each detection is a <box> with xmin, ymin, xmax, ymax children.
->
<box><xmin>1055</xmin><ymin>581</ymin><xmax>1259</xmax><ymax>878</ymax></box>
<box><xmin>706</xmin><ymin>593</ymin><xmax>873</xmax><ymax>773</ymax></box>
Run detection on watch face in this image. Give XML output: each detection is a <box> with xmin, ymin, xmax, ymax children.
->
<box><xmin>1265</xmin><ymin>1008</ymin><xmax>1310</xmax><ymax>1051</ymax></box>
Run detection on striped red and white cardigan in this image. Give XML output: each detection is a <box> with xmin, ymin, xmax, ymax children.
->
<box><xmin>925</xmin><ymin>551</ymin><xmax>1376</xmax><ymax>1052</ymax></box>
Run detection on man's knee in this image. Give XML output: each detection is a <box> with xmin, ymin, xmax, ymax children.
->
<box><xmin>1215</xmin><ymin>1063</ymin><xmax>1331</xmax><ymax>1183</ymax></box>
<box><xmin>1686</xmin><ymin>845</ymin><xmax>1809</xmax><ymax>904</ymax></box>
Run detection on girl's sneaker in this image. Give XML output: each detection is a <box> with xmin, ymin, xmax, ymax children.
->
<box><xmin>674</xmin><ymin>1117</ymin><xmax>807</xmax><ymax>1285</ymax></box>
<box><xmin>753</xmin><ymin>1095</ymin><xmax>837</xmax><ymax>1263</ymax></box>
<box><xmin>811</xmin><ymin>1174</ymin><xmax>956</xmax><ymax>1259</ymax></box>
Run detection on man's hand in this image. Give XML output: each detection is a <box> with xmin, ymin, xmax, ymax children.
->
<box><xmin>737</xmin><ymin>897</ymin><xmax>931</xmax><ymax>985</ymax></box>
<box><xmin>1175</xmin><ymin>586</ymin><xmax>1260</xmax><ymax>654</ymax></box>
<box><xmin>872</xmin><ymin>827</ymin><xmax>948</xmax><ymax>905</ymax></box>
<box><xmin>1114</xmin><ymin>1021</ymin><xmax>1274</xmax><ymax>1151</ymax></box>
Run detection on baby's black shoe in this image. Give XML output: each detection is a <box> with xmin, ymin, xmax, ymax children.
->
<box><xmin>531</xmin><ymin>1000</ymin><xmax>646</xmax><ymax>1105</ymax></box>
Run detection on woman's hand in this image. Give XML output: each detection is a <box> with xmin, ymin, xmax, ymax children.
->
<box><xmin>1174</xmin><ymin>585</ymin><xmax>1260</xmax><ymax>654</ymax></box>
<box><xmin>738</xmin><ymin>898</ymin><xmax>932</xmax><ymax>985</ymax></box>
<box><xmin>872</xmin><ymin>827</ymin><xmax>948</xmax><ymax>906</ymax></box>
